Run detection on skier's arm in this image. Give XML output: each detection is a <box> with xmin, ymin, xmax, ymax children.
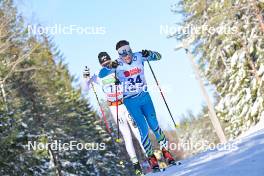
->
<box><xmin>141</xmin><ymin>50</ymin><xmax>162</xmax><ymax>61</ymax></box>
<box><xmin>98</xmin><ymin>67</ymin><xmax>115</xmax><ymax>78</ymax></box>
<box><xmin>87</xmin><ymin>74</ymin><xmax>99</xmax><ymax>86</ymax></box>
<box><xmin>98</xmin><ymin>60</ymin><xmax>119</xmax><ymax>78</ymax></box>
<box><xmin>83</xmin><ymin>74</ymin><xmax>99</xmax><ymax>91</ymax></box>
<box><xmin>149</xmin><ymin>51</ymin><xmax>162</xmax><ymax>61</ymax></box>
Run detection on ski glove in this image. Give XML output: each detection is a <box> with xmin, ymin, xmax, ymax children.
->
<box><xmin>110</xmin><ymin>60</ymin><xmax>119</xmax><ymax>69</ymax></box>
<box><xmin>142</xmin><ymin>50</ymin><xmax>151</xmax><ymax>57</ymax></box>
<box><xmin>115</xmin><ymin>78</ymin><xmax>121</xmax><ymax>85</ymax></box>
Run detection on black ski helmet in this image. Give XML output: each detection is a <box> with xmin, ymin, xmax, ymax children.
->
<box><xmin>98</xmin><ymin>52</ymin><xmax>111</xmax><ymax>65</ymax></box>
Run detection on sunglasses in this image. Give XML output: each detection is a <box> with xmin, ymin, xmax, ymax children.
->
<box><xmin>118</xmin><ymin>48</ymin><xmax>132</xmax><ymax>58</ymax></box>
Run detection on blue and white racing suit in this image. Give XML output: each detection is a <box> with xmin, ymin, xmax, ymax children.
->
<box><xmin>99</xmin><ymin>51</ymin><xmax>167</xmax><ymax>156</ymax></box>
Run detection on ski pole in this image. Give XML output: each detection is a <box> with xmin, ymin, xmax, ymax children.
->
<box><xmin>146</xmin><ymin>60</ymin><xmax>179</xmax><ymax>129</ymax></box>
<box><xmin>84</xmin><ymin>66</ymin><xmax>111</xmax><ymax>133</ymax></box>
<box><xmin>115</xmin><ymin>70</ymin><xmax>121</xmax><ymax>142</ymax></box>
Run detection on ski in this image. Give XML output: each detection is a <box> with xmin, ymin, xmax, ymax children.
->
<box><xmin>144</xmin><ymin>161</ymin><xmax>182</xmax><ymax>175</ymax></box>
<box><xmin>169</xmin><ymin>160</ymin><xmax>182</xmax><ymax>166</ymax></box>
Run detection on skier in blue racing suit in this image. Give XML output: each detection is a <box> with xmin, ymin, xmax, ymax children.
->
<box><xmin>99</xmin><ymin>40</ymin><xmax>176</xmax><ymax>171</ymax></box>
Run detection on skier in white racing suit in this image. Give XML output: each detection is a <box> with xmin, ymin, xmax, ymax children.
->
<box><xmin>83</xmin><ymin>52</ymin><xmax>145</xmax><ymax>175</ymax></box>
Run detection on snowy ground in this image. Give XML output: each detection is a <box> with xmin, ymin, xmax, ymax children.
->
<box><xmin>148</xmin><ymin>127</ymin><xmax>264</xmax><ymax>176</ymax></box>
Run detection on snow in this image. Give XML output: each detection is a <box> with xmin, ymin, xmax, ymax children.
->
<box><xmin>148</xmin><ymin>126</ymin><xmax>264</xmax><ymax>176</ymax></box>
<box><xmin>239</xmin><ymin>115</ymin><xmax>264</xmax><ymax>139</ymax></box>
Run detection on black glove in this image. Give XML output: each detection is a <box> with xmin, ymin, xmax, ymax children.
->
<box><xmin>142</xmin><ymin>50</ymin><xmax>150</xmax><ymax>57</ymax></box>
<box><xmin>83</xmin><ymin>67</ymin><xmax>90</xmax><ymax>78</ymax></box>
<box><xmin>115</xmin><ymin>78</ymin><xmax>121</xmax><ymax>85</ymax></box>
<box><xmin>111</xmin><ymin>60</ymin><xmax>119</xmax><ymax>69</ymax></box>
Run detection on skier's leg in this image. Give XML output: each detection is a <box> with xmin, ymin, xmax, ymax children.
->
<box><xmin>124</xmin><ymin>97</ymin><xmax>154</xmax><ymax>156</ymax></box>
<box><xmin>109</xmin><ymin>105</ymin><xmax>138</xmax><ymax>163</ymax></box>
<box><xmin>141</xmin><ymin>92</ymin><xmax>168</xmax><ymax>148</ymax></box>
<box><xmin>126</xmin><ymin>112</ymin><xmax>145</xmax><ymax>153</ymax></box>
<box><xmin>140</xmin><ymin>92</ymin><xmax>176</xmax><ymax>164</ymax></box>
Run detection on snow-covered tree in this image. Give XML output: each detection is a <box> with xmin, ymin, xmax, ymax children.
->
<box><xmin>173</xmin><ymin>0</ymin><xmax>264</xmax><ymax>139</ymax></box>
<box><xmin>0</xmin><ymin>1</ymin><xmax>135</xmax><ymax>175</ymax></box>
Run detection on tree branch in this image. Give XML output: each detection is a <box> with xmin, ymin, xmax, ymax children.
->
<box><xmin>2</xmin><ymin>43</ymin><xmax>40</xmax><ymax>83</ymax></box>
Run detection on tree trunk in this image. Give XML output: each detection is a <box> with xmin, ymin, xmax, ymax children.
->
<box><xmin>185</xmin><ymin>49</ymin><xmax>227</xmax><ymax>144</ymax></box>
<box><xmin>48</xmin><ymin>144</ymin><xmax>63</xmax><ymax>176</ymax></box>
<box><xmin>0</xmin><ymin>80</ymin><xmax>8</xmax><ymax>111</ymax></box>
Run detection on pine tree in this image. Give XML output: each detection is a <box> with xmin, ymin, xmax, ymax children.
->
<box><xmin>174</xmin><ymin>0</ymin><xmax>264</xmax><ymax>139</ymax></box>
<box><xmin>0</xmin><ymin>1</ymin><xmax>135</xmax><ymax>175</ymax></box>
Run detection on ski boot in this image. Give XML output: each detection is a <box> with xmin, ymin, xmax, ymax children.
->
<box><xmin>161</xmin><ymin>148</ymin><xmax>176</xmax><ymax>165</ymax></box>
<box><xmin>148</xmin><ymin>154</ymin><xmax>161</xmax><ymax>172</ymax></box>
<box><xmin>133</xmin><ymin>162</ymin><xmax>144</xmax><ymax>176</ymax></box>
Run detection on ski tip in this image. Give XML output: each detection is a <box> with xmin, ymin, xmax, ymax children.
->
<box><xmin>169</xmin><ymin>160</ymin><xmax>182</xmax><ymax>166</ymax></box>
<box><xmin>160</xmin><ymin>168</ymin><xmax>166</xmax><ymax>172</ymax></box>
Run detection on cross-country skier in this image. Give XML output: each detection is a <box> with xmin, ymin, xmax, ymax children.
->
<box><xmin>98</xmin><ymin>40</ymin><xmax>176</xmax><ymax>172</ymax></box>
<box><xmin>83</xmin><ymin>52</ymin><xmax>144</xmax><ymax>176</ymax></box>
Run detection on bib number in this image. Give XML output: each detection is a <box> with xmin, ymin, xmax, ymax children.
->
<box><xmin>127</xmin><ymin>75</ymin><xmax>142</xmax><ymax>85</ymax></box>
